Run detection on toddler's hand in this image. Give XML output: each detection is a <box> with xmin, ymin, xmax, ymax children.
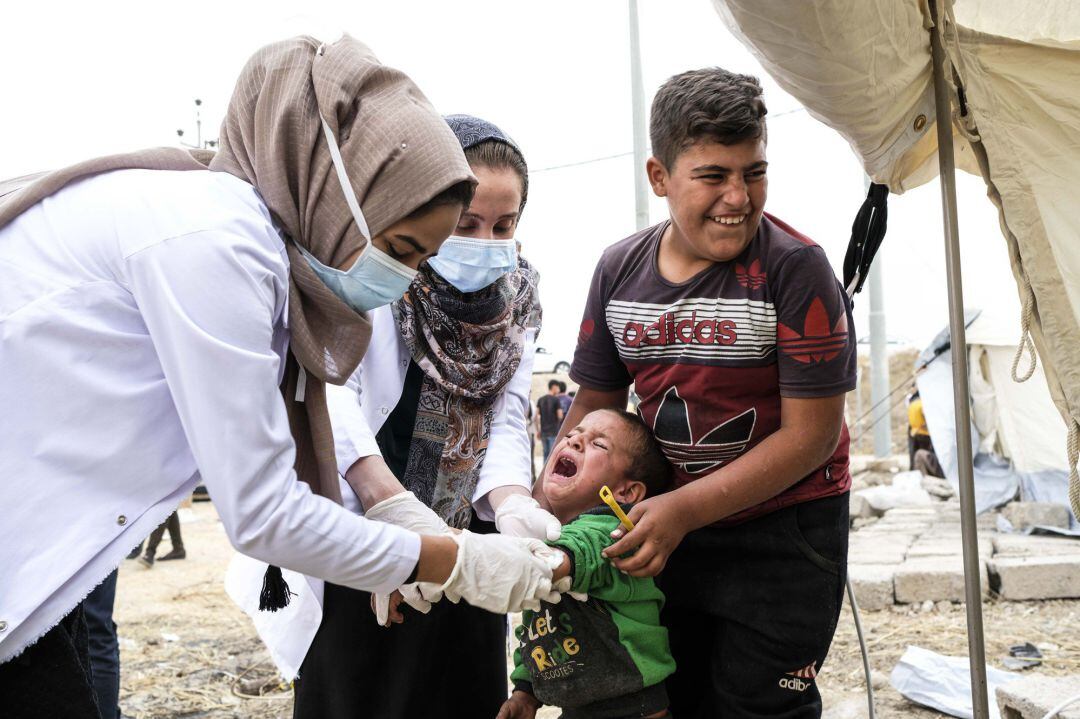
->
<box><xmin>495</xmin><ymin>690</ymin><xmax>540</xmax><ymax>719</ymax></box>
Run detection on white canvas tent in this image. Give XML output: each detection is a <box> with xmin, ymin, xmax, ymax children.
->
<box><xmin>709</xmin><ymin>0</ymin><xmax>1080</xmax><ymax>509</ymax></box>
<box><xmin>917</xmin><ymin>309</ymin><xmax>1077</xmax><ymax>519</ymax></box>
<box><xmin>708</xmin><ymin>1</ymin><xmax>1080</xmax><ymax>714</ymax></box>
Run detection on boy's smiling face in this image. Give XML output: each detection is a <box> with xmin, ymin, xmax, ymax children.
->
<box><xmin>647</xmin><ymin>137</ymin><xmax>768</xmax><ymax>270</ymax></box>
<box><xmin>543</xmin><ymin>410</ymin><xmax>645</xmax><ymax>523</ymax></box>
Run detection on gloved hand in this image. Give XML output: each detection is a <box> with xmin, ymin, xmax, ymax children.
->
<box><xmin>373</xmin><ymin>581</ymin><xmax>439</xmax><ymax>624</ymax></box>
<box><xmin>437</xmin><ymin>530</ymin><xmax>566</xmax><ymax>613</ymax></box>
<box><xmin>364</xmin><ymin>491</ymin><xmax>450</xmax><ymax>536</ymax></box>
<box><xmin>365</xmin><ymin>492</ymin><xmax>452</xmax><ymax>624</ymax></box>
<box><xmin>495</xmin><ymin>494</ymin><xmax>562</xmax><ymax>541</ymax></box>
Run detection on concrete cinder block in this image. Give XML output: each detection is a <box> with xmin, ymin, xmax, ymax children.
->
<box><xmin>996</xmin><ymin>675</ymin><xmax>1080</xmax><ymax>719</ymax></box>
<box><xmin>893</xmin><ymin>555</ymin><xmax>989</xmax><ymax>604</ymax></box>
<box><xmin>861</xmin><ymin>520</ymin><xmax>932</xmax><ymax>533</ymax></box>
<box><xmin>847</xmin><ymin>564</ymin><xmax>895</xmax><ymax>610</ymax></box>
<box><xmin>848</xmin><ymin>535</ymin><xmax>913</xmax><ymax>565</ymax></box>
<box><xmin>848</xmin><ymin>547</ymin><xmax>908</xmax><ymax>566</ymax></box>
<box><xmin>992</xmin><ymin>534</ymin><xmax>1080</xmax><ymax>558</ymax></box>
<box><xmin>906</xmin><ymin>536</ymin><xmax>994</xmax><ymax>560</ymax></box>
<box><xmin>884</xmin><ymin>507</ymin><xmax>939</xmax><ymax>518</ymax></box>
<box><xmin>990</xmin><ymin>554</ymin><xmax>1080</xmax><ymax>600</ymax></box>
<box><xmin>1001</xmin><ymin>501</ymin><xmax>1072</xmax><ymax>531</ymax></box>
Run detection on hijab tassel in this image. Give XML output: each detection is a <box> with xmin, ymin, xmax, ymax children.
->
<box><xmin>259</xmin><ymin>565</ymin><xmax>295</xmax><ymax>612</ymax></box>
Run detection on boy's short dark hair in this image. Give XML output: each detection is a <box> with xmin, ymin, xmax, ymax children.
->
<box><xmin>406</xmin><ymin>179</ymin><xmax>475</xmax><ymax>219</ymax></box>
<box><xmin>603</xmin><ymin>409</ymin><xmax>673</xmax><ymax>498</ymax></box>
<box><xmin>558</xmin><ymin>381</ymin><xmax>568</xmax><ymax>393</ymax></box>
<box><xmin>649</xmin><ymin>67</ymin><xmax>768</xmax><ymax>170</ymax></box>
<box><xmin>548</xmin><ymin>379</ymin><xmax>561</xmax><ymax>390</ymax></box>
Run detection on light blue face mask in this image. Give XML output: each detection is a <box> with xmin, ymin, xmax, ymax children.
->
<box><xmin>427</xmin><ymin>235</ymin><xmax>518</xmax><ymax>293</ymax></box>
<box><xmin>297</xmin><ymin>113</ymin><xmax>418</xmax><ymax>314</ymax></box>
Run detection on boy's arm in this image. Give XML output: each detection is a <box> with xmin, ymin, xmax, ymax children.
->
<box><xmin>555</xmin><ymin>517</ymin><xmax>652</xmax><ymax>602</ymax></box>
<box><xmin>603</xmin><ymin>394</ymin><xmax>845</xmax><ymax>576</ymax></box>
<box><xmin>508</xmin><ymin>622</ymin><xmax>542</xmax><ymax>718</ymax></box>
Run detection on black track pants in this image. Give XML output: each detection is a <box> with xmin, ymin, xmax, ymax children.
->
<box><xmin>657</xmin><ymin>492</ymin><xmax>849</xmax><ymax>718</ymax></box>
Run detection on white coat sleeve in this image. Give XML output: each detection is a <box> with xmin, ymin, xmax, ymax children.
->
<box><xmin>326</xmin><ymin>363</ymin><xmax>383</xmax><ymax>478</ymax></box>
<box><xmin>471</xmin><ymin>329</ymin><xmax>537</xmax><ymax>521</ymax></box>
<box><xmin>124</xmin><ymin>230</ymin><xmax>418</xmax><ymax>594</ymax></box>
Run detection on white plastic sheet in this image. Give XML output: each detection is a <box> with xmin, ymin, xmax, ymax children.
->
<box><xmin>890</xmin><ymin>645</ymin><xmax>1019</xmax><ymax>718</ymax></box>
<box><xmin>856</xmin><ymin>471</ymin><xmax>933</xmax><ymax>512</ymax></box>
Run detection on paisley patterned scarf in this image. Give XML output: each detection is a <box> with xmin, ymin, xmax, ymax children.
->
<box><xmin>393</xmin><ymin>259</ymin><xmax>541</xmax><ymax>528</ymax></box>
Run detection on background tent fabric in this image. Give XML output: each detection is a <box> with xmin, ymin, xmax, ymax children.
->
<box><xmin>710</xmin><ymin>0</ymin><xmax>1080</xmax><ymax>512</ymax></box>
<box><xmin>915</xmin><ymin>310</ymin><xmax>1076</xmax><ymax>521</ymax></box>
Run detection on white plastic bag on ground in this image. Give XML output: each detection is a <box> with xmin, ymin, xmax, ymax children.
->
<box><xmin>856</xmin><ymin>471</ymin><xmax>933</xmax><ymax>512</ymax></box>
<box><xmin>890</xmin><ymin>645</ymin><xmax>1019</xmax><ymax>719</ymax></box>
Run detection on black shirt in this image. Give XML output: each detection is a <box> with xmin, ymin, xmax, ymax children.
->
<box><xmin>537</xmin><ymin>394</ymin><xmax>562</xmax><ymax>437</ymax></box>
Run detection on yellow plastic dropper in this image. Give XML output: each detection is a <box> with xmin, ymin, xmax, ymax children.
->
<box><xmin>599</xmin><ymin>485</ymin><xmax>635</xmax><ymax>531</ymax></box>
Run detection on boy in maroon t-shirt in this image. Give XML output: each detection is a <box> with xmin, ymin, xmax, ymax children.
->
<box><xmin>541</xmin><ymin>68</ymin><xmax>856</xmax><ymax>716</ymax></box>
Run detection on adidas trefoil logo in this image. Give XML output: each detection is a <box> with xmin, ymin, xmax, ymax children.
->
<box><xmin>777</xmin><ymin>297</ymin><xmax>847</xmax><ymax>363</ymax></box>
<box><xmin>735</xmin><ymin>259</ymin><xmax>766</xmax><ymax>289</ymax></box>
<box><xmin>652</xmin><ymin>387</ymin><xmax>755</xmax><ymax>474</ymax></box>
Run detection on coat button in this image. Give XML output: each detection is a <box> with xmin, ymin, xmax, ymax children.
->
<box><xmin>0</xmin><ymin>620</ymin><xmax>7</xmax><ymax>632</ymax></box>
<box><xmin>380</xmin><ymin>407</ymin><xmax>389</xmax><ymax>415</ymax></box>
<box><xmin>117</xmin><ymin>515</ymin><xmax>127</xmax><ymax>526</ymax></box>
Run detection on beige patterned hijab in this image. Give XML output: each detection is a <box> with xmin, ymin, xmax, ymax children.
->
<box><xmin>0</xmin><ymin>36</ymin><xmax>473</xmax><ymax>503</ymax></box>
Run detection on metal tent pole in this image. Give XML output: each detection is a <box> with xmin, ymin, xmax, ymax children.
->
<box><xmin>628</xmin><ymin>0</ymin><xmax>650</xmax><ymax>231</ymax></box>
<box><xmin>868</xmin><ymin>249</ymin><xmax>892</xmax><ymax>458</ymax></box>
<box><xmin>928</xmin><ymin>2</ymin><xmax>990</xmax><ymax>716</ymax></box>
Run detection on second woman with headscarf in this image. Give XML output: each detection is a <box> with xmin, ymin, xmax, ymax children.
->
<box><xmin>287</xmin><ymin>115</ymin><xmax>551</xmax><ymax>719</ymax></box>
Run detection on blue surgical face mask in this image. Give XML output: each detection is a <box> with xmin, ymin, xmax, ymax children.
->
<box><xmin>297</xmin><ymin>244</ymin><xmax>416</xmax><ymax>314</ymax></box>
<box><xmin>297</xmin><ymin>114</ymin><xmax>418</xmax><ymax>314</ymax></box>
<box><xmin>427</xmin><ymin>235</ymin><xmax>518</xmax><ymax>293</ymax></box>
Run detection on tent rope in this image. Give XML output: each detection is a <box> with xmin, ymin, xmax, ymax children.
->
<box><xmin>940</xmin><ymin>1</ymin><xmax>974</xmax><ymax>109</ymax></box>
<box><xmin>1069</xmin><ymin>420</ymin><xmax>1080</xmax><ymax>520</ymax></box>
<box><xmin>1011</xmin><ymin>279</ymin><xmax>1038</xmax><ymax>383</ymax></box>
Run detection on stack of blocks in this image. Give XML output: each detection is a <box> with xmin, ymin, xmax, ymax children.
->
<box><xmin>846</xmin><ymin>502</ymin><xmax>1080</xmax><ymax>609</ymax></box>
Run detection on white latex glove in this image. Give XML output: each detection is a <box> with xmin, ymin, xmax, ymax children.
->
<box><xmin>365</xmin><ymin>492</ymin><xmax>452</xmax><ymax>624</ymax></box>
<box><xmin>373</xmin><ymin>582</ymin><xmax>439</xmax><ymax>625</ymax></box>
<box><xmin>494</xmin><ymin>494</ymin><xmax>562</xmax><ymax>541</ymax></box>
<box><xmin>437</xmin><ymin>530</ymin><xmax>565</xmax><ymax>614</ymax></box>
<box><xmin>364</xmin><ymin>491</ymin><xmax>450</xmax><ymax>536</ymax></box>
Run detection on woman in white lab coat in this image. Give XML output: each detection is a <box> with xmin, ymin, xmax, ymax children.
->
<box><xmin>288</xmin><ymin>115</ymin><xmax>557</xmax><ymax>719</ymax></box>
<box><xmin>0</xmin><ymin>39</ymin><xmax>560</xmax><ymax>718</ymax></box>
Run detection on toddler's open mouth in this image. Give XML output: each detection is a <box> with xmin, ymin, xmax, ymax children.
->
<box><xmin>550</xmin><ymin>454</ymin><xmax>579</xmax><ymax>480</ymax></box>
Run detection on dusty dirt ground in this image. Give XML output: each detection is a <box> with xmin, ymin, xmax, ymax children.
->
<box><xmin>115</xmin><ymin>502</ymin><xmax>1080</xmax><ymax>719</ymax></box>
